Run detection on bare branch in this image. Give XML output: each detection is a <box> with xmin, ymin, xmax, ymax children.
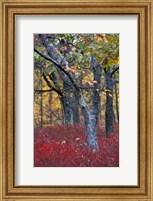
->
<box><xmin>35</xmin><ymin>89</ymin><xmax>53</xmax><ymax>93</ymax></box>
<box><xmin>79</xmin><ymin>86</ymin><xmax>105</xmax><ymax>91</ymax></box>
<box><xmin>34</xmin><ymin>48</ymin><xmax>79</xmax><ymax>91</ymax></box>
<box><xmin>111</xmin><ymin>65</ymin><xmax>119</xmax><ymax>76</ymax></box>
<box><xmin>42</xmin><ymin>73</ymin><xmax>63</xmax><ymax>96</ymax></box>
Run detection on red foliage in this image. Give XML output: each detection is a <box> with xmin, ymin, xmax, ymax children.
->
<box><xmin>34</xmin><ymin>124</ymin><xmax>119</xmax><ymax>167</ymax></box>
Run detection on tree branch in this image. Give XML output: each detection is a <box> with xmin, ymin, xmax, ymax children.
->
<box><xmin>111</xmin><ymin>65</ymin><xmax>119</xmax><ymax>76</ymax></box>
<box><xmin>79</xmin><ymin>85</ymin><xmax>105</xmax><ymax>91</ymax></box>
<box><xmin>34</xmin><ymin>48</ymin><xmax>79</xmax><ymax>91</ymax></box>
<box><xmin>35</xmin><ymin>89</ymin><xmax>53</xmax><ymax>93</ymax></box>
<box><xmin>42</xmin><ymin>73</ymin><xmax>63</xmax><ymax>96</ymax></box>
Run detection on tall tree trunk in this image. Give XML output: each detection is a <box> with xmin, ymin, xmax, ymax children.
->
<box><xmin>86</xmin><ymin>115</ymin><xmax>98</xmax><ymax>149</ymax></box>
<box><xmin>115</xmin><ymin>83</ymin><xmax>119</xmax><ymax>122</ymax></box>
<box><xmin>61</xmin><ymin>96</ymin><xmax>73</xmax><ymax>125</ymax></box>
<box><xmin>91</xmin><ymin>55</ymin><xmax>102</xmax><ymax>125</ymax></box>
<box><xmin>62</xmin><ymin>82</ymin><xmax>80</xmax><ymax>125</ymax></box>
<box><xmin>48</xmin><ymin>91</ymin><xmax>52</xmax><ymax>125</ymax></box>
<box><xmin>113</xmin><ymin>110</ymin><xmax>116</xmax><ymax>124</ymax></box>
<box><xmin>89</xmin><ymin>55</ymin><xmax>102</xmax><ymax>141</ymax></box>
<box><xmin>40</xmin><ymin>76</ymin><xmax>43</xmax><ymax>128</ymax></box>
<box><xmin>72</xmin><ymin>98</ymin><xmax>80</xmax><ymax>124</ymax></box>
<box><xmin>112</xmin><ymin>86</ymin><xmax>116</xmax><ymax>124</ymax></box>
<box><xmin>105</xmin><ymin>67</ymin><xmax>114</xmax><ymax>135</ymax></box>
<box><xmin>60</xmin><ymin>95</ymin><xmax>80</xmax><ymax>125</ymax></box>
<box><xmin>105</xmin><ymin>91</ymin><xmax>114</xmax><ymax>134</ymax></box>
<box><xmin>62</xmin><ymin>94</ymin><xmax>79</xmax><ymax>125</ymax></box>
<box><xmin>77</xmin><ymin>93</ymin><xmax>98</xmax><ymax>150</ymax></box>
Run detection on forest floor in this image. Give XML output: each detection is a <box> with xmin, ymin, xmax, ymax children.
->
<box><xmin>34</xmin><ymin>124</ymin><xmax>119</xmax><ymax>167</ymax></box>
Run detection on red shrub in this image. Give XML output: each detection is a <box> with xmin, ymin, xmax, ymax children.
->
<box><xmin>34</xmin><ymin>124</ymin><xmax>119</xmax><ymax>167</ymax></box>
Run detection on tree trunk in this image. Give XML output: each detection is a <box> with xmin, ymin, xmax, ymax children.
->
<box><xmin>61</xmin><ymin>96</ymin><xmax>73</xmax><ymax>125</ymax></box>
<box><xmin>105</xmin><ymin>67</ymin><xmax>114</xmax><ymax>135</ymax></box>
<box><xmin>61</xmin><ymin>82</ymin><xmax>80</xmax><ymax>125</ymax></box>
<box><xmin>113</xmin><ymin>110</ymin><xmax>116</xmax><ymax>124</ymax></box>
<box><xmin>115</xmin><ymin>83</ymin><xmax>119</xmax><ymax>122</ymax></box>
<box><xmin>48</xmin><ymin>91</ymin><xmax>52</xmax><ymax>125</ymax></box>
<box><xmin>72</xmin><ymin>101</ymin><xmax>80</xmax><ymax>124</ymax></box>
<box><xmin>112</xmin><ymin>86</ymin><xmax>116</xmax><ymax>124</ymax></box>
<box><xmin>105</xmin><ymin>92</ymin><xmax>114</xmax><ymax>134</ymax></box>
<box><xmin>77</xmin><ymin>93</ymin><xmax>99</xmax><ymax>150</ymax></box>
<box><xmin>40</xmin><ymin>76</ymin><xmax>43</xmax><ymax>128</ymax></box>
<box><xmin>91</xmin><ymin>55</ymin><xmax>101</xmax><ymax>125</ymax></box>
<box><xmin>88</xmin><ymin>55</ymin><xmax>102</xmax><ymax>144</ymax></box>
<box><xmin>85</xmin><ymin>115</ymin><xmax>98</xmax><ymax>150</ymax></box>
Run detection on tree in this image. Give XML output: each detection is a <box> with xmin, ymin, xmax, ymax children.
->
<box><xmin>34</xmin><ymin>33</ymin><xmax>119</xmax><ymax>150</ymax></box>
<box><xmin>39</xmin><ymin>34</ymin><xmax>80</xmax><ymax>125</ymax></box>
<box><xmin>104</xmin><ymin>65</ymin><xmax>119</xmax><ymax>134</ymax></box>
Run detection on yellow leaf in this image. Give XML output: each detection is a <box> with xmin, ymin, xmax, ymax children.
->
<box><xmin>72</xmin><ymin>47</ymin><xmax>76</xmax><ymax>51</ymax></box>
<box><xmin>97</xmin><ymin>37</ymin><xmax>103</xmax><ymax>42</ymax></box>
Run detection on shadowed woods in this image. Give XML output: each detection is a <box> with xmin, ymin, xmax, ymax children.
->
<box><xmin>34</xmin><ymin>34</ymin><xmax>119</xmax><ymax>166</ymax></box>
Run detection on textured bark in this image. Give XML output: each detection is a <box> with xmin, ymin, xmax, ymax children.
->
<box><xmin>72</xmin><ymin>103</ymin><xmax>80</xmax><ymax>124</ymax></box>
<box><xmin>60</xmin><ymin>96</ymin><xmax>73</xmax><ymax>125</ymax></box>
<box><xmin>62</xmin><ymin>90</ymin><xmax>79</xmax><ymax>124</ymax></box>
<box><xmin>105</xmin><ymin>67</ymin><xmax>114</xmax><ymax>135</ymax></box>
<box><xmin>113</xmin><ymin>109</ymin><xmax>116</xmax><ymax>124</ymax></box>
<box><xmin>61</xmin><ymin>95</ymin><xmax>79</xmax><ymax>125</ymax></box>
<box><xmin>91</xmin><ymin>55</ymin><xmax>102</xmax><ymax>125</ymax></box>
<box><xmin>48</xmin><ymin>91</ymin><xmax>52</xmax><ymax>125</ymax></box>
<box><xmin>76</xmin><ymin>93</ymin><xmax>99</xmax><ymax>150</ymax></box>
<box><xmin>112</xmin><ymin>86</ymin><xmax>116</xmax><ymax>124</ymax></box>
<box><xmin>40</xmin><ymin>76</ymin><xmax>43</xmax><ymax>128</ymax></box>
<box><xmin>88</xmin><ymin>56</ymin><xmax>102</xmax><ymax>141</ymax></box>
<box><xmin>115</xmin><ymin>83</ymin><xmax>119</xmax><ymax>122</ymax></box>
<box><xmin>86</xmin><ymin>115</ymin><xmax>98</xmax><ymax>150</ymax></box>
<box><xmin>49</xmin><ymin>73</ymin><xmax>75</xmax><ymax>124</ymax></box>
<box><xmin>105</xmin><ymin>92</ymin><xmax>114</xmax><ymax>134</ymax></box>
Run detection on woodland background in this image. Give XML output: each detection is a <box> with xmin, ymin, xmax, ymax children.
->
<box><xmin>34</xmin><ymin>34</ymin><xmax>119</xmax><ymax>167</ymax></box>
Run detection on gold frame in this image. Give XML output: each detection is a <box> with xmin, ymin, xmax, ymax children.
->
<box><xmin>0</xmin><ymin>0</ymin><xmax>153</xmax><ymax>200</ymax></box>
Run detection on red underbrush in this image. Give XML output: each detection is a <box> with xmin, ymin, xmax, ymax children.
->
<box><xmin>34</xmin><ymin>124</ymin><xmax>119</xmax><ymax>167</ymax></box>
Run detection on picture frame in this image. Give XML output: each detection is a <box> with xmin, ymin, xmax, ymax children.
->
<box><xmin>0</xmin><ymin>0</ymin><xmax>152</xmax><ymax>200</ymax></box>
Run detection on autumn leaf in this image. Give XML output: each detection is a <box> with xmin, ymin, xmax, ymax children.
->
<box><xmin>72</xmin><ymin>47</ymin><xmax>76</xmax><ymax>51</ymax></box>
<box><xmin>70</xmin><ymin>69</ymin><xmax>76</xmax><ymax>73</ymax></box>
<box><xmin>89</xmin><ymin>82</ymin><xmax>94</xmax><ymax>86</ymax></box>
<box><xmin>97</xmin><ymin>37</ymin><xmax>103</xmax><ymax>42</ymax></box>
<box><xmin>55</xmin><ymin>48</ymin><xmax>59</xmax><ymax>52</ymax></box>
<box><xmin>61</xmin><ymin>140</ymin><xmax>66</xmax><ymax>144</ymax></box>
<box><xmin>62</xmin><ymin>46</ymin><xmax>67</xmax><ymax>51</ymax></box>
<box><xmin>71</xmin><ymin>65</ymin><xmax>77</xmax><ymax>69</ymax></box>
